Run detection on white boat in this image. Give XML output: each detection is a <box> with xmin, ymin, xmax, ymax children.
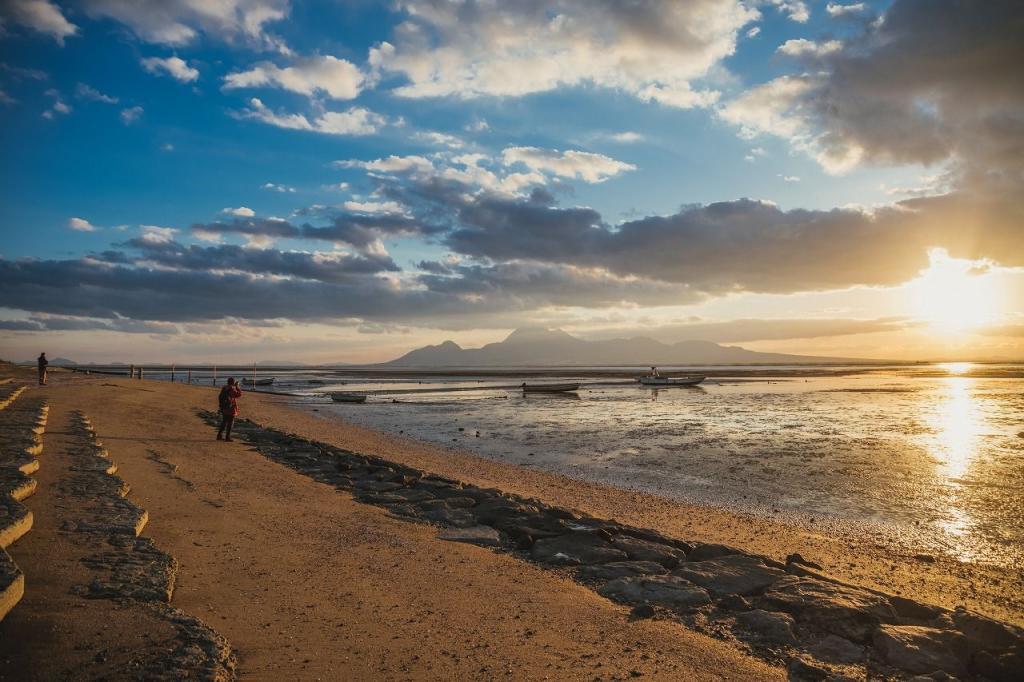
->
<box><xmin>521</xmin><ymin>382</ymin><xmax>580</xmax><ymax>393</ymax></box>
<box><xmin>331</xmin><ymin>392</ymin><xmax>367</xmax><ymax>403</ymax></box>
<box><xmin>241</xmin><ymin>377</ymin><xmax>275</xmax><ymax>386</ymax></box>
<box><xmin>638</xmin><ymin>375</ymin><xmax>705</xmax><ymax>386</ymax></box>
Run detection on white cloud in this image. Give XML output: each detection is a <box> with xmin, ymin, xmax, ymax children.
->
<box><xmin>607</xmin><ymin>131</ymin><xmax>644</xmax><ymax>144</ymax></box>
<box><xmin>140</xmin><ymin>56</ymin><xmax>199</xmax><ymax>83</ymax></box>
<box><xmin>766</xmin><ymin>0</ymin><xmax>810</xmax><ymax>23</ymax></box>
<box><xmin>233</xmin><ymin>98</ymin><xmax>386</xmax><ymax>136</ymax></box>
<box><xmin>120</xmin><ymin>105</ymin><xmax>144</xmax><ymax>124</ymax></box>
<box><xmin>826</xmin><ymin>3</ymin><xmax>867</xmax><ymax>17</ymax></box>
<box><xmin>780</xmin><ymin>174</ymin><xmax>801</xmax><ymax>182</ymax></box>
<box><xmin>222</xmin><ymin>206</ymin><xmax>256</xmax><ymax>217</ymax></box>
<box><xmin>744</xmin><ymin>146</ymin><xmax>767</xmax><ymax>162</ymax></box>
<box><xmin>68</xmin><ymin>217</ymin><xmax>97</xmax><ymax>232</ymax></box>
<box><xmin>343</xmin><ymin>201</ymin><xmax>407</xmax><ymax>215</ymax></box>
<box><xmin>75</xmin><ymin>83</ymin><xmax>118</xmax><ymax>103</ymax></box>
<box><xmin>224</xmin><ymin>55</ymin><xmax>363</xmax><ymax>100</ymax></box>
<box><xmin>262</xmin><ymin>182</ymin><xmax>295</xmax><ymax>193</ymax></box>
<box><xmin>412</xmin><ymin>131</ymin><xmax>464</xmax><ymax>149</ymax></box>
<box><xmin>0</xmin><ymin>90</ymin><xmax>15</xmax><ymax>105</ymax></box>
<box><xmin>161</xmin><ymin>143</ymin><xmax>175</xmax><ymax>151</ymax></box>
<box><xmin>81</xmin><ymin>0</ymin><xmax>288</xmax><ymax>50</ymax></box>
<box><xmin>140</xmin><ymin>225</ymin><xmax>177</xmax><ymax>243</ymax></box>
<box><xmin>371</xmin><ymin>0</ymin><xmax>756</xmax><ymax>109</ymax></box>
<box><xmin>1</xmin><ymin>0</ymin><xmax>78</xmax><ymax>44</ymax></box>
<box><xmin>746</xmin><ymin>26</ymin><xmax>761</xmax><ymax>38</ymax></box>
<box><xmin>777</xmin><ymin>39</ymin><xmax>842</xmax><ymax>57</ymax></box>
<box><xmin>41</xmin><ymin>89</ymin><xmax>70</xmax><ymax>119</ymax></box>
<box><xmin>501</xmin><ymin>147</ymin><xmax>636</xmax><ymax>184</ymax></box>
<box><xmin>338</xmin><ymin>155</ymin><xmax>434</xmax><ymax>175</ymax></box>
<box><xmin>465</xmin><ymin>119</ymin><xmax>489</xmax><ymax>133</ymax></box>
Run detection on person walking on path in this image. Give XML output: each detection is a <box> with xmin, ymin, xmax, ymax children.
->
<box><xmin>216</xmin><ymin>377</ymin><xmax>242</xmax><ymax>441</ymax></box>
<box><xmin>37</xmin><ymin>352</ymin><xmax>48</xmax><ymax>386</ymax></box>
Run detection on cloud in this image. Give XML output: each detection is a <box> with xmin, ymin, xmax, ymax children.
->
<box><xmin>338</xmin><ymin>155</ymin><xmax>434</xmax><ymax>175</ymax></box>
<box><xmin>120</xmin><ymin>105</ymin><xmax>144</xmax><ymax>124</ymax></box>
<box><xmin>586</xmin><ymin>317</ymin><xmax>913</xmax><ymax>344</ymax></box>
<box><xmin>262</xmin><ymin>182</ymin><xmax>295</xmax><ymax>193</ymax></box>
<box><xmin>139</xmin><ymin>225</ymin><xmax>178</xmax><ymax>243</ymax></box>
<box><xmin>412</xmin><ymin>131</ymin><xmax>464</xmax><ymax>149</ymax></box>
<box><xmin>780</xmin><ymin>175</ymin><xmax>800</xmax><ymax>182</ymax></box>
<box><xmin>0</xmin><ymin>89</ymin><xmax>14</xmax><ymax>105</ymax></box>
<box><xmin>720</xmin><ymin>0</ymin><xmax>1024</xmax><ymax>180</ymax></box>
<box><xmin>81</xmin><ymin>0</ymin><xmax>288</xmax><ymax>50</ymax></box>
<box><xmin>224</xmin><ymin>55</ymin><xmax>364</xmax><ymax>99</ymax></box>
<box><xmin>222</xmin><ymin>206</ymin><xmax>256</xmax><ymax>217</ymax></box>
<box><xmin>776</xmin><ymin>39</ymin><xmax>842</xmax><ymax>57</ymax></box>
<box><xmin>371</xmin><ymin>0</ymin><xmax>756</xmax><ymax>108</ymax></box>
<box><xmin>140</xmin><ymin>56</ymin><xmax>199</xmax><ymax>82</ymax></box>
<box><xmin>342</xmin><ymin>201</ymin><xmax>407</xmax><ymax>215</ymax></box>
<box><xmin>501</xmin><ymin>147</ymin><xmax>636</xmax><ymax>183</ymax></box>
<box><xmin>765</xmin><ymin>0</ymin><xmax>810</xmax><ymax>23</ymax></box>
<box><xmin>41</xmin><ymin>88</ymin><xmax>70</xmax><ymax>119</ymax></box>
<box><xmin>75</xmin><ymin>83</ymin><xmax>118</xmax><ymax>103</ymax></box>
<box><xmin>68</xmin><ymin>217</ymin><xmax>97</xmax><ymax>232</ymax></box>
<box><xmin>746</xmin><ymin>26</ymin><xmax>760</xmax><ymax>38</ymax></box>
<box><xmin>606</xmin><ymin>132</ymin><xmax>644</xmax><ymax>144</ymax></box>
<box><xmin>826</xmin><ymin>3</ymin><xmax>867</xmax><ymax>17</ymax></box>
<box><xmin>232</xmin><ymin>98</ymin><xmax>386</xmax><ymax>136</ymax></box>
<box><xmin>0</xmin><ymin>0</ymin><xmax>78</xmax><ymax>44</ymax></box>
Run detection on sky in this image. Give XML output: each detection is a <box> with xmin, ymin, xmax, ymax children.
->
<box><xmin>0</xmin><ymin>0</ymin><xmax>1022</xmax><ymax>364</ymax></box>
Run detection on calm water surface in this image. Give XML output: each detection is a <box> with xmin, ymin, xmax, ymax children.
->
<box><xmin>287</xmin><ymin>365</ymin><xmax>1024</xmax><ymax>569</ymax></box>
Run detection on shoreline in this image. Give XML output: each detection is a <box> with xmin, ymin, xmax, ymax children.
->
<box><xmin>2</xmin><ymin>368</ymin><xmax>1021</xmax><ymax>680</ymax></box>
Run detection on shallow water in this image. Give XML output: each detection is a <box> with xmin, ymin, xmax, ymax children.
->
<box><xmin>286</xmin><ymin>367</ymin><xmax>1024</xmax><ymax>570</ymax></box>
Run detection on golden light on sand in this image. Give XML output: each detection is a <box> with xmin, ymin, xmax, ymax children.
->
<box><xmin>931</xmin><ymin>376</ymin><xmax>982</xmax><ymax>481</ymax></box>
<box><xmin>908</xmin><ymin>249</ymin><xmax>1003</xmax><ymax>332</ymax></box>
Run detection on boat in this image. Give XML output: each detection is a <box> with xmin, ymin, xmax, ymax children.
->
<box><xmin>520</xmin><ymin>382</ymin><xmax>580</xmax><ymax>393</ymax></box>
<box><xmin>637</xmin><ymin>367</ymin><xmax>704</xmax><ymax>386</ymax></box>
<box><xmin>241</xmin><ymin>377</ymin><xmax>275</xmax><ymax>386</ymax></box>
<box><xmin>331</xmin><ymin>392</ymin><xmax>367</xmax><ymax>403</ymax></box>
<box><xmin>638</xmin><ymin>375</ymin><xmax>705</xmax><ymax>386</ymax></box>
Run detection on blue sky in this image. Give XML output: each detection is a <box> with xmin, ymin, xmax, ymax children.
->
<box><xmin>1</xmin><ymin>1</ymin><xmax>1022</xmax><ymax>362</ymax></box>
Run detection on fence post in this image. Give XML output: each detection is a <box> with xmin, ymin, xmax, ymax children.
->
<box><xmin>129</xmin><ymin>364</ymin><xmax>135</xmax><ymax>379</ymax></box>
<box><xmin>139</xmin><ymin>367</ymin><xmax>144</xmax><ymax>381</ymax></box>
<box><xmin>213</xmin><ymin>366</ymin><xmax>217</xmax><ymax>385</ymax></box>
<box><xmin>171</xmin><ymin>364</ymin><xmax>175</xmax><ymax>383</ymax></box>
<box><xmin>187</xmin><ymin>369</ymin><xmax>192</xmax><ymax>384</ymax></box>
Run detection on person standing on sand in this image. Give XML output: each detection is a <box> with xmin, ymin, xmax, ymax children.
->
<box><xmin>217</xmin><ymin>378</ymin><xmax>242</xmax><ymax>441</ymax></box>
<box><xmin>37</xmin><ymin>352</ymin><xmax>48</xmax><ymax>385</ymax></box>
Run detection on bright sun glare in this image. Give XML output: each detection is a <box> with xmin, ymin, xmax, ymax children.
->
<box><xmin>909</xmin><ymin>249</ymin><xmax>1003</xmax><ymax>332</ymax></box>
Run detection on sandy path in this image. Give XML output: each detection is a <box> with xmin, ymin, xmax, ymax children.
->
<box><xmin>2</xmin><ymin>370</ymin><xmax>781</xmax><ymax>680</ymax></box>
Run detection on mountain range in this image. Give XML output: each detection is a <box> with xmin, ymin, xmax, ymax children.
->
<box><xmin>384</xmin><ymin>327</ymin><xmax>858</xmax><ymax>366</ymax></box>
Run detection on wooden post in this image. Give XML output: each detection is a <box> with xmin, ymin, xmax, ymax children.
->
<box><xmin>129</xmin><ymin>364</ymin><xmax>135</xmax><ymax>379</ymax></box>
<box><xmin>213</xmin><ymin>366</ymin><xmax>217</xmax><ymax>385</ymax></box>
<box><xmin>139</xmin><ymin>367</ymin><xmax>144</xmax><ymax>381</ymax></box>
<box><xmin>171</xmin><ymin>364</ymin><xmax>175</xmax><ymax>383</ymax></box>
<box><xmin>252</xmin><ymin>363</ymin><xmax>257</xmax><ymax>391</ymax></box>
<box><xmin>187</xmin><ymin>369</ymin><xmax>192</xmax><ymax>384</ymax></box>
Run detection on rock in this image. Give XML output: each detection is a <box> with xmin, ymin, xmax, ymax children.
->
<box><xmin>419</xmin><ymin>507</ymin><xmax>478</xmax><ymax>528</ymax></box>
<box><xmin>610</xmin><ymin>536</ymin><xmax>686</xmax><ymax>568</ymax></box>
<box><xmin>686</xmin><ymin>543</ymin><xmax>743</xmax><ymax>562</ymax></box>
<box><xmin>888</xmin><ymin>595</ymin><xmax>947</xmax><ymax>623</ymax></box>
<box><xmin>807</xmin><ymin>634</ymin><xmax>863</xmax><ymax>664</ymax></box>
<box><xmin>786</xmin><ymin>553</ymin><xmax>823</xmax><ymax>570</ymax></box>
<box><xmin>530</xmin><ymin>532</ymin><xmax>628</xmax><ymax>566</ymax></box>
<box><xmin>437</xmin><ymin>526</ymin><xmax>504</xmax><ymax>547</ymax></box>
<box><xmin>577</xmin><ymin>561</ymin><xmax>668</xmax><ymax>581</ymax></box>
<box><xmin>972</xmin><ymin>648</ymin><xmax>1024</xmax><ymax>682</ymax></box>
<box><xmin>352</xmin><ymin>479</ymin><xmax>403</xmax><ymax>493</ymax></box>
<box><xmin>872</xmin><ymin>625</ymin><xmax>969</xmax><ymax>676</ymax></box>
<box><xmin>762</xmin><ymin>576</ymin><xmax>897</xmax><ymax>642</ymax></box>
<box><xmin>673</xmin><ymin>554</ymin><xmax>786</xmax><ymax>596</ymax></box>
<box><xmin>630</xmin><ymin>604</ymin><xmax>656</xmax><ymax>620</ymax></box>
<box><xmin>950</xmin><ymin>608</ymin><xmax>1024</xmax><ymax>653</ymax></box>
<box><xmin>598</xmin><ymin>575</ymin><xmax>711</xmax><ymax>610</ymax></box>
<box><xmin>719</xmin><ymin>593</ymin><xmax>751</xmax><ymax>611</ymax></box>
<box><xmin>734</xmin><ymin>609</ymin><xmax>797</xmax><ymax>646</ymax></box>
<box><xmin>787</xmin><ymin>656</ymin><xmax>830</xmax><ymax>681</ymax></box>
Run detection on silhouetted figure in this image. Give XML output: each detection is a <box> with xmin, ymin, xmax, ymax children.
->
<box><xmin>37</xmin><ymin>352</ymin><xmax>48</xmax><ymax>385</ymax></box>
<box><xmin>217</xmin><ymin>378</ymin><xmax>242</xmax><ymax>441</ymax></box>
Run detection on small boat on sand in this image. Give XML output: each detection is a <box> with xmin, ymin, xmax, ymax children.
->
<box><xmin>521</xmin><ymin>382</ymin><xmax>580</xmax><ymax>393</ymax></box>
<box><xmin>331</xmin><ymin>392</ymin><xmax>367</xmax><ymax>403</ymax></box>
<box><xmin>637</xmin><ymin>367</ymin><xmax>705</xmax><ymax>387</ymax></box>
<box><xmin>242</xmin><ymin>377</ymin><xmax>275</xmax><ymax>386</ymax></box>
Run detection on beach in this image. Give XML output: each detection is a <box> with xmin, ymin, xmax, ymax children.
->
<box><xmin>1</xmin><ymin>367</ymin><xmax>1021</xmax><ymax>680</ymax></box>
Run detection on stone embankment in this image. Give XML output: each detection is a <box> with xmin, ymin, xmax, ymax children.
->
<box><xmin>60</xmin><ymin>412</ymin><xmax>236</xmax><ymax>680</ymax></box>
<box><xmin>214</xmin><ymin>412</ymin><xmax>1024</xmax><ymax>681</ymax></box>
<box><xmin>0</xmin><ymin>384</ymin><xmax>47</xmax><ymax>621</ymax></box>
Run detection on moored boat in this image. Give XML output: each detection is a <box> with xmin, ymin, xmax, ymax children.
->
<box><xmin>637</xmin><ymin>367</ymin><xmax>704</xmax><ymax>386</ymax></box>
<box><xmin>241</xmin><ymin>377</ymin><xmax>275</xmax><ymax>386</ymax></box>
<box><xmin>520</xmin><ymin>382</ymin><xmax>580</xmax><ymax>393</ymax></box>
<box><xmin>331</xmin><ymin>392</ymin><xmax>367</xmax><ymax>403</ymax></box>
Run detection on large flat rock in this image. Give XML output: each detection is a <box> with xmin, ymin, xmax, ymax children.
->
<box><xmin>530</xmin><ymin>531</ymin><xmax>628</xmax><ymax>566</ymax></box>
<box><xmin>872</xmin><ymin>625</ymin><xmax>969</xmax><ymax>676</ymax></box>
<box><xmin>673</xmin><ymin>554</ymin><xmax>786</xmax><ymax>596</ymax></box>
<box><xmin>599</xmin><ymin>575</ymin><xmax>711</xmax><ymax>610</ymax></box>
<box><xmin>761</xmin><ymin>576</ymin><xmax>896</xmax><ymax>642</ymax></box>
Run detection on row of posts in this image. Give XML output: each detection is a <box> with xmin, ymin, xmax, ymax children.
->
<box><xmin>126</xmin><ymin>365</ymin><xmax>257</xmax><ymax>389</ymax></box>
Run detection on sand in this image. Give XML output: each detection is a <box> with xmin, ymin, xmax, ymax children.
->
<box><xmin>1</xmin><ymin>368</ymin><xmax>1020</xmax><ymax>679</ymax></box>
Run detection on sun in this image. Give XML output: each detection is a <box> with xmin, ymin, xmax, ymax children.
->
<box><xmin>908</xmin><ymin>249</ymin><xmax>1003</xmax><ymax>332</ymax></box>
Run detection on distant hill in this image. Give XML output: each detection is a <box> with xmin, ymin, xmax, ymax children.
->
<box><xmin>383</xmin><ymin>327</ymin><xmax>858</xmax><ymax>367</ymax></box>
<box><xmin>18</xmin><ymin>357</ymin><xmax>78</xmax><ymax>366</ymax></box>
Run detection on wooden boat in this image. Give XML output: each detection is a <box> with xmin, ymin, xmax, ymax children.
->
<box><xmin>241</xmin><ymin>377</ymin><xmax>275</xmax><ymax>386</ymax></box>
<box><xmin>637</xmin><ymin>375</ymin><xmax>705</xmax><ymax>387</ymax></box>
<box><xmin>520</xmin><ymin>382</ymin><xmax>580</xmax><ymax>393</ymax></box>
<box><xmin>331</xmin><ymin>392</ymin><xmax>367</xmax><ymax>403</ymax></box>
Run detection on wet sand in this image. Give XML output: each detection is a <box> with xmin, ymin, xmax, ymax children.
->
<box><xmin>2</xmin><ymin>368</ymin><xmax>1020</xmax><ymax>680</ymax></box>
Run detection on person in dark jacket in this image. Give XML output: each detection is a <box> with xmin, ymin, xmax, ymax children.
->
<box><xmin>216</xmin><ymin>378</ymin><xmax>242</xmax><ymax>441</ymax></box>
<box><xmin>37</xmin><ymin>352</ymin><xmax>48</xmax><ymax>385</ymax></box>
